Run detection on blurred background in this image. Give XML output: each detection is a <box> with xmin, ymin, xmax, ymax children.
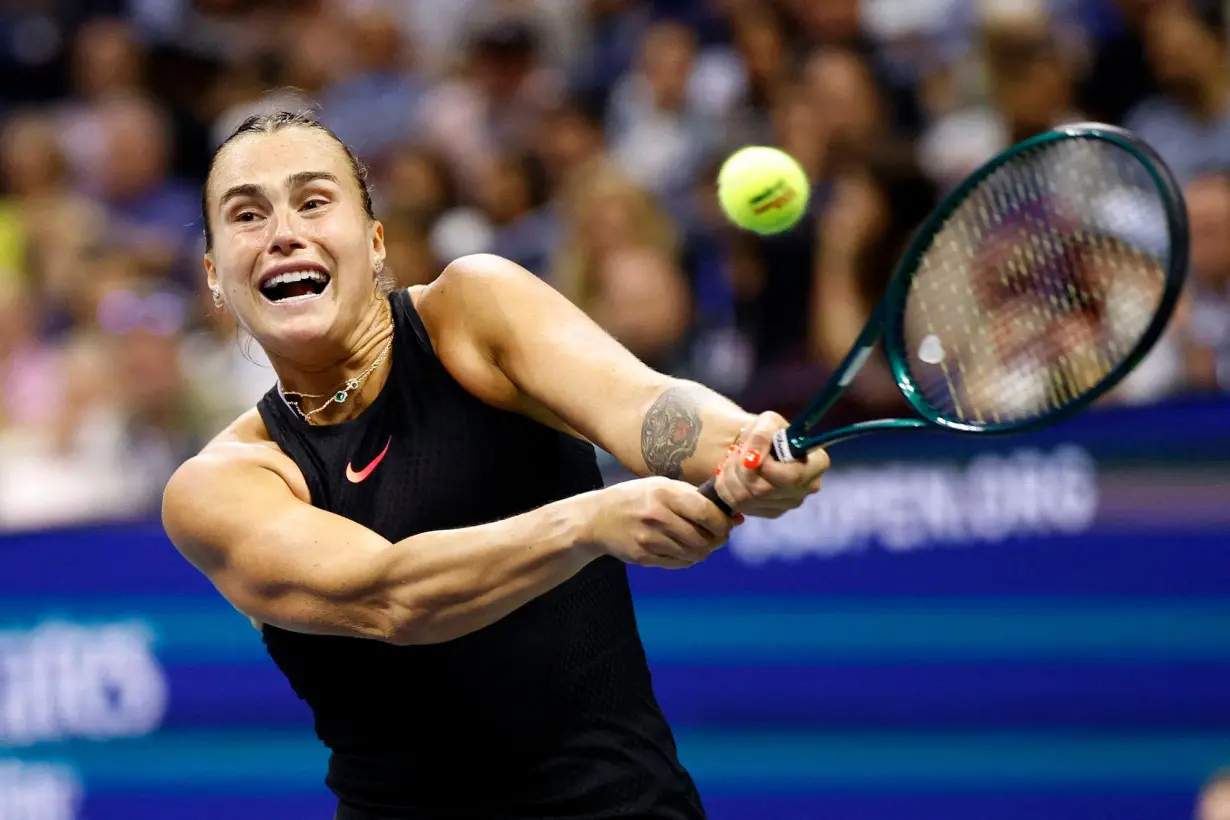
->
<box><xmin>0</xmin><ymin>0</ymin><xmax>1228</xmax><ymax>818</ymax></box>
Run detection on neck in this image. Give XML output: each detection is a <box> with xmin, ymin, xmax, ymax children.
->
<box><xmin>272</xmin><ymin>300</ymin><xmax>395</xmax><ymax>426</ymax></box>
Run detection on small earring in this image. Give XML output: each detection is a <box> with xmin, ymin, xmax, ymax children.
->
<box><xmin>211</xmin><ymin>287</ymin><xmax>224</xmax><ymax>309</ymax></box>
<box><xmin>374</xmin><ymin>260</ymin><xmax>384</xmax><ymax>275</ymax></box>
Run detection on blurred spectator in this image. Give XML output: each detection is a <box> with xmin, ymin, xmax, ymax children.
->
<box><xmin>673</xmin><ymin>156</ymin><xmax>755</xmax><ymax>397</ymax></box>
<box><xmin>56</xmin><ymin>18</ymin><xmax>145</xmax><ymax>192</ymax></box>
<box><xmin>0</xmin><ymin>4</ymin><xmax>79</xmax><ymax>107</ymax></box>
<box><xmin>209</xmin><ymin>74</ymin><xmax>316</xmax><ymax>151</ymax></box>
<box><xmin>982</xmin><ymin>9</ymin><xmax>1083</xmax><ymax>144</ymax></box>
<box><xmin>1181</xmin><ymin>170</ymin><xmax>1230</xmax><ymax>391</ymax></box>
<box><xmin>380</xmin><ymin>145</ymin><xmax>460</xmax><ymax>226</ymax></box>
<box><xmin>180</xmin><ymin>288</ymin><xmax>276</xmax><ymax>435</ymax></box>
<box><xmin>533</xmin><ymin>94</ymin><xmax>608</xmax><ymax>189</ymax></box>
<box><xmin>318</xmin><ymin>6</ymin><xmax>425</xmax><ymax>164</ymax></box>
<box><xmin>1077</xmin><ymin>0</ymin><xmax>1159</xmax><ymax>124</ymax></box>
<box><xmin>0</xmin><ymin>110</ymin><xmax>107</xmax><ymax>304</ymax></box>
<box><xmin>95</xmin><ymin>95</ymin><xmax>200</xmax><ymax>286</ymax></box>
<box><xmin>377</xmin><ymin>0</ymin><xmax>487</xmax><ymax>77</ymax></box>
<box><xmin>378</xmin><ymin>215</ymin><xmax>442</xmax><ymax>289</ymax></box>
<box><xmin>0</xmin><ymin>282</ymin><xmax>63</xmax><ymax>434</ymax></box>
<box><xmin>921</xmin><ymin>4</ymin><xmax>1083</xmax><ymax>190</ymax></box>
<box><xmin>50</xmin><ymin>243</ymin><xmax>145</xmax><ymax>343</ymax></box>
<box><xmin>724</xmin><ymin>79</ymin><xmax>838</xmax><ymax>384</ymax></box>
<box><xmin>607</xmin><ymin>21</ymin><xmax>717</xmax><ymax>205</ymax></box>
<box><xmin>573</xmin><ymin>0</ymin><xmax>656</xmax><ymax>103</ymax></box>
<box><xmin>274</xmin><ymin>12</ymin><xmax>351</xmax><ymax>103</ymax></box>
<box><xmin>0</xmin><ymin>281</ymin><xmax>204</xmax><ymax>530</ymax></box>
<box><xmin>72</xmin><ymin>16</ymin><xmax>144</xmax><ymax>102</ymax></box>
<box><xmin>417</xmin><ymin>11</ymin><xmax>563</xmax><ymax>190</ymax></box>
<box><xmin>591</xmin><ymin>243</ymin><xmax>693</xmax><ymax>374</ymax></box>
<box><xmin>1127</xmin><ymin>0</ymin><xmax>1230</xmax><ymax>184</ymax></box>
<box><xmin>101</xmin><ymin>284</ymin><xmax>208</xmax><ymax>466</ymax></box>
<box><xmin>786</xmin><ymin>0</ymin><xmax>863</xmax><ymax>46</ymax></box>
<box><xmin>805</xmin><ymin>143</ymin><xmax>939</xmax><ymax>420</ymax></box>
<box><xmin>478</xmin><ymin>152</ymin><xmax>557</xmax><ymax>273</ymax></box>
<box><xmin>551</xmin><ymin>161</ymin><xmax>679</xmax><ymax>313</ymax></box>
<box><xmin>733</xmin><ymin>7</ymin><xmax>792</xmax><ymax>108</ymax></box>
<box><xmin>803</xmin><ymin>47</ymin><xmax>887</xmax><ymax>171</ymax></box>
<box><xmin>718</xmin><ymin>5</ymin><xmax>793</xmax><ymax>143</ymax></box>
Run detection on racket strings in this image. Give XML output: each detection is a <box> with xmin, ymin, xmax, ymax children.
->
<box><xmin>903</xmin><ymin>138</ymin><xmax>1170</xmax><ymax>426</ymax></box>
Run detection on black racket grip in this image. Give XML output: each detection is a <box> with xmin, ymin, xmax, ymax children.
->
<box><xmin>697</xmin><ymin>477</ymin><xmax>732</xmax><ymax>516</ymax></box>
<box><xmin>697</xmin><ymin>430</ymin><xmax>802</xmax><ymax>517</ymax></box>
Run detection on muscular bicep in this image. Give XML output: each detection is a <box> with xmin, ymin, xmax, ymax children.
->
<box><xmin>162</xmin><ymin>452</ymin><xmax>400</xmax><ymax>640</ymax></box>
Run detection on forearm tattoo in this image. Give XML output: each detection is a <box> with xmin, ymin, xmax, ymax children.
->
<box><xmin>640</xmin><ymin>386</ymin><xmax>703</xmax><ymax>479</ymax></box>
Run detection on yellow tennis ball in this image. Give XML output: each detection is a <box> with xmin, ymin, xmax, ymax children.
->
<box><xmin>717</xmin><ymin>146</ymin><xmax>811</xmax><ymax>235</ymax></box>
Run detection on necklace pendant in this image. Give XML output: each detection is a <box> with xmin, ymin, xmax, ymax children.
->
<box><xmin>334</xmin><ymin>389</ymin><xmax>348</xmax><ymax>403</ymax></box>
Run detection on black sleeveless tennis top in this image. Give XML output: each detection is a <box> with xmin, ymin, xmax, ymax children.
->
<box><xmin>256</xmin><ymin>290</ymin><xmax>704</xmax><ymax>819</ymax></box>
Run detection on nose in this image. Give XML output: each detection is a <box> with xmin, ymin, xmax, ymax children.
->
<box><xmin>266</xmin><ymin>210</ymin><xmax>307</xmax><ymax>257</ymax></box>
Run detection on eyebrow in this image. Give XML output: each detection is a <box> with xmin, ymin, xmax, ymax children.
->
<box><xmin>218</xmin><ymin>171</ymin><xmax>342</xmax><ymax>206</ymax></box>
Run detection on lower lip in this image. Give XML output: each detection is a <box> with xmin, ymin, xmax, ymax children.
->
<box><xmin>259</xmin><ymin>279</ymin><xmax>332</xmax><ymax>306</ymax></box>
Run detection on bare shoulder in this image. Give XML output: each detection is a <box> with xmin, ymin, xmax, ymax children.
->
<box><xmin>409</xmin><ymin>255</ymin><xmax>545</xmax><ymax>409</ymax></box>
<box><xmin>162</xmin><ymin>409</ymin><xmax>309</xmax><ymax>556</ymax></box>
<box><xmin>413</xmin><ymin>253</ymin><xmax>541</xmax><ymax>337</ymax></box>
<box><xmin>176</xmin><ymin>408</ymin><xmax>307</xmax><ymax>497</ymax></box>
<box><xmin>407</xmin><ymin>254</ymin><xmax>632</xmax><ymax>439</ymax></box>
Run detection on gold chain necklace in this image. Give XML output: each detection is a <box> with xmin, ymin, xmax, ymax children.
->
<box><xmin>280</xmin><ymin>334</ymin><xmax>394</xmax><ymax>423</ymax></box>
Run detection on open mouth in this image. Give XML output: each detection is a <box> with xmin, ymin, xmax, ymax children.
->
<box><xmin>259</xmin><ymin>269</ymin><xmax>331</xmax><ymax>304</ymax></box>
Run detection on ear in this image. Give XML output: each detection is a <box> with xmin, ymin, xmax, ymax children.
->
<box><xmin>370</xmin><ymin>220</ymin><xmax>386</xmax><ymax>275</ymax></box>
<box><xmin>204</xmin><ymin>253</ymin><xmax>218</xmax><ymax>292</ymax></box>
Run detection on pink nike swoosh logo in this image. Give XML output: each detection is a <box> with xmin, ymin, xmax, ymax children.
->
<box><xmin>345</xmin><ymin>437</ymin><xmax>392</xmax><ymax>484</ymax></box>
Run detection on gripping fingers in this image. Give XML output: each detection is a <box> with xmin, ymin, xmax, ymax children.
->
<box><xmin>716</xmin><ymin>457</ymin><xmax>778</xmax><ymax>509</ymax></box>
<box><xmin>665</xmin><ymin>487</ymin><xmax>735</xmax><ymax>542</ymax></box>
<box><xmin>657</xmin><ymin>516</ymin><xmax>725</xmax><ymax>563</ymax></box>
<box><xmin>640</xmin><ymin>534</ymin><xmax>713</xmax><ymax>567</ymax></box>
<box><xmin>634</xmin><ymin>519</ymin><xmax>714</xmax><ymax>566</ymax></box>
<box><xmin>643</xmin><ymin>552</ymin><xmax>696</xmax><ymax>570</ymax></box>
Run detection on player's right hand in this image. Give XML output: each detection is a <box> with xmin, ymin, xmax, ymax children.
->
<box><xmin>584</xmin><ymin>477</ymin><xmax>736</xmax><ymax>569</ymax></box>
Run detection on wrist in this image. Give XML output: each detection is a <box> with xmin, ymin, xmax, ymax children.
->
<box><xmin>559</xmin><ymin>490</ymin><xmax>607</xmax><ymax>562</ymax></box>
<box><xmin>694</xmin><ymin>412</ymin><xmax>753</xmax><ymax>480</ymax></box>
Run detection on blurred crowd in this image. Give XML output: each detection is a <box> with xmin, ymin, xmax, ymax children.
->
<box><xmin>1</xmin><ymin>0</ymin><xmax>1229</xmax><ymax>530</ymax></box>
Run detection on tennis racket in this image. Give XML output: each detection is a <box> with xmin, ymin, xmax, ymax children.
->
<box><xmin>700</xmin><ymin>122</ymin><xmax>1189</xmax><ymax>516</ymax></box>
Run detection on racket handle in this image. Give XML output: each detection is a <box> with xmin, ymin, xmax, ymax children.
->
<box><xmin>698</xmin><ymin>477</ymin><xmax>733</xmax><ymax>516</ymax></box>
<box><xmin>770</xmin><ymin>429</ymin><xmax>806</xmax><ymax>463</ymax></box>
<box><xmin>697</xmin><ymin>477</ymin><xmax>732</xmax><ymax>516</ymax></box>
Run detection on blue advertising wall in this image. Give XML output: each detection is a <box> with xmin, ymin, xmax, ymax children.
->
<box><xmin>1</xmin><ymin>396</ymin><xmax>1228</xmax><ymax>820</ymax></box>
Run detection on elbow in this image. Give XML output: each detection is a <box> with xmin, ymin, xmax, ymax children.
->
<box><xmin>383</xmin><ymin>623</ymin><xmax>432</xmax><ymax>647</ymax></box>
<box><xmin>383</xmin><ymin>624</ymin><xmax>458</xmax><ymax>648</ymax></box>
<box><xmin>375</xmin><ymin>597</ymin><xmax>459</xmax><ymax>647</ymax></box>
<box><xmin>379</xmin><ymin>597</ymin><xmax>509</xmax><ymax>646</ymax></box>
<box><xmin>375</xmin><ymin>599</ymin><xmax>430</xmax><ymax>646</ymax></box>
<box><xmin>362</xmin><ymin>549</ymin><xmax>505</xmax><ymax>647</ymax></box>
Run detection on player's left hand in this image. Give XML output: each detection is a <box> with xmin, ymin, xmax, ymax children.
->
<box><xmin>713</xmin><ymin>411</ymin><xmax>830</xmax><ymax>519</ymax></box>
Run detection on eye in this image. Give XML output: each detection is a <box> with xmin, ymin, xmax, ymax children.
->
<box><xmin>234</xmin><ymin>210</ymin><xmax>260</xmax><ymax>223</ymax></box>
<box><xmin>302</xmin><ymin>198</ymin><xmax>328</xmax><ymax>211</ymax></box>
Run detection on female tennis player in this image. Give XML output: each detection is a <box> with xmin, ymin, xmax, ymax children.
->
<box><xmin>162</xmin><ymin>112</ymin><xmax>829</xmax><ymax>820</ymax></box>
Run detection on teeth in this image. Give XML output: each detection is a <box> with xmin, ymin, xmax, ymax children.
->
<box><xmin>274</xmin><ymin>291</ymin><xmax>322</xmax><ymax>304</ymax></box>
<box><xmin>261</xmin><ymin>269</ymin><xmax>328</xmax><ymax>290</ymax></box>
